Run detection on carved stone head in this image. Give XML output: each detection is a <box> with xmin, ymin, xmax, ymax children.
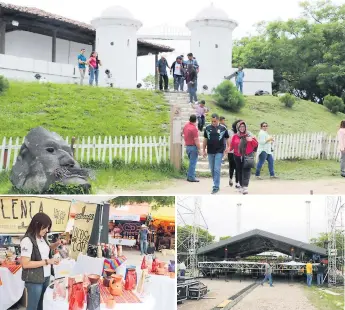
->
<box><xmin>10</xmin><ymin>127</ymin><xmax>91</xmax><ymax>193</ymax></box>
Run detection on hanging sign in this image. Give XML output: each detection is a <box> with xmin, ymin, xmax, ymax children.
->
<box><xmin>0</xmin><ymin>196</ymin><xmax>71</xmax><ymax>234</ymax></box>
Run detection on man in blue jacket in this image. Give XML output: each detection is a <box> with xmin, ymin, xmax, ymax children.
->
<box><xmin>156</xmin><ymin>54</ymin><xmax>170</xmax><ymax>91</ymax></box>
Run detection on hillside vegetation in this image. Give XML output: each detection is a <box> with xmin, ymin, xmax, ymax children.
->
<box><xmin>201</xmin><ymin>94</ymin><xmax>344</xmax><ymax>135</ymax></box>
<box><xmin>0</xmin><ymin>82</ymin><xmax>170</xmax><ymax>138</ymax></box>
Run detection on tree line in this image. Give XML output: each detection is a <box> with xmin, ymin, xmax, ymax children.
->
<box><xmin>232</xmin><ymin>0</ymin><xmax>345</xmax><ymax>106</ymax></box>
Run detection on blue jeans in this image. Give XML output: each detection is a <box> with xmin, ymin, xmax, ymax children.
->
<box><xmin>140</xmin><ymin>239</ymin><xmax>148</xmax><ymax>254</ymax></box>
<box><xmin>188</xmin><ymin>84</ymin><xmax>198</xmax><ymax>103</ymax></box>
<box><xmin>256</xmin><ymin>151</ymin><xmax>275</xmax><ymax>176</ymax></box>
<box><xmin>208</xmin><ymin>153</ymin><xmax>223</xmax><ymax>190</ymax></box>
<box><xmin>317</xmin><ymin>273</ymin><xmax>324</xmax><ymax>285</ymax></box>
<box><xmin>236</xmin><ymin>81</ymin><xmax>243</xmax><ymax>93</ymax></box>
<box><xmin>307</xmin><ymin>274</ymin><xmax>312</xmax><ymax>287</ymax></box>
<box><xmin>186</xmin><ymin>145</ymin><xmax>198</xmax><ymax>180</ymax></box>
<box><xmin>89</xmin><ymin>68</ymin><xmax>99</xmax><ymax>86</ymax></box>
<box><xmin>261</xmin><ymin>274</ymin><xmax>273</xmax><ymax>286</ymax></box>
<box><xmin>174</xmin><ymin>75</ymin><xmax>184</xmax><ymax>91</ymax></box>
<box><xmin>26</xmin><ymin>277</ymin><xmax>50</xmax><ymax>310</ymax></box>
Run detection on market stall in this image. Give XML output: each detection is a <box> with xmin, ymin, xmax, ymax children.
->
<box><xmin>150</xmin><ymin>207</ymin><xmax>175</xmax><ymax>251</ymax></box>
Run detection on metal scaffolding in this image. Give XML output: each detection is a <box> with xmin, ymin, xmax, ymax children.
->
<box><xmin>326</xmin><ymin>196</ymin><xmax>344</xmax><ymax>287</ymax></box>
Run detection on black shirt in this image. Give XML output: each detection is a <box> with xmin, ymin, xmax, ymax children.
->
<box><xmin>204</xmin><ymin>124</ymin><xmax>229</xmax><ymax>154</ymax></box>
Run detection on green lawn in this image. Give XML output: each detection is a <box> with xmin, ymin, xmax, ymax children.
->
<box><xmin>0</xmin><ymin>82</ymin><xmax>169</xmax><ymax>137</ymax></box>
<box><xmin>304</xmin><ymin>286</ymin><xmax>344</xmax><ymax>310</ymax></box>
<box><xmin>200</xmin><ymin>94</ymin><xmax>345</xmax><ymax>135</ymax></box>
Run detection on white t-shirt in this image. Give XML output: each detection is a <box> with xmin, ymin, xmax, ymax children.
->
<box><xmin>21</xmin><ymin>237</ymin><xmax>51</xmax><ymax>277</ymax></box>
<box><xmin>174</xmin><ymin>63</ymin><xmax>182</xmax><ymax>76</ymax></box>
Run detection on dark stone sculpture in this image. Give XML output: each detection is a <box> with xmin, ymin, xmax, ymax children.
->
<box><xmin>10</xmin><ymin>127</ymin><xmax>91</xmax><ymax>193</ymax></box>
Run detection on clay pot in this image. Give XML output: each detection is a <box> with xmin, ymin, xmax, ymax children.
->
<box><xmin>159</xmin><ymin>262</ymin><xmax>165</xmax><ymax>268</ymax></box>
<box><xmin>105</xmin><ymin>269</ymin><xmax>115</xmax><ymax>277</ymax></box>
<box><xmin>106</xmin><ymin>296</ymin><xmax>116</xmax><ymax>309</ymax></box>
<box><xmin>157</xmin><ymin>267</ymin><xmax>165</xmax><ymax>275</ymax></box>
<box><xmin>109</xmin><ymin>274</ymin><xmax>123</xmax><ymax>296</ymax></box>
<box><xmin>169</xmin><ymin>272</ymin><xmax>176</xmax><ymax>279</ymax></box>
<box><xmin>88</xmin><ymin>274</ymin><xmax>100</xmax><ymax>284</ymax></box>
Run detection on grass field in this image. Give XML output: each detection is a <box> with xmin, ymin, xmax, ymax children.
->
<box><xmin>200</xmin><ymin>94</ymin><xmax>345</xmax><ymax>135</ymax></box>
<box><xmin>305</xmin><ymin>286</ymin><xmax>344</xmax><ymax>310</ymax></box>
<box><xmin>0</xmin><ymin>82</ymin><xmax>169</xmax><ymax>137</ymax></box>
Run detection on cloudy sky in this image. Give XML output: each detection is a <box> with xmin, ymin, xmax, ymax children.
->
<box><xmin>8</xmin><ymin>0</ymin><xmax>342</xmax><ymax>81</ymax></box>
<box><xmin>177</xmin><ymin>196</ymin><xmax>345</xmax><ymax>243</ymax></box>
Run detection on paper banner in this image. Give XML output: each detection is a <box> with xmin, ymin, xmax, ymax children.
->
<box><xmin>70</xmin><ymin>202</ymin><xmax>97</xmax><ymax>260</ymax></box>
<box><xmin>0</xmin><ymin>196</ymin><xmax>71</xmax><ymax>234</ymax></box>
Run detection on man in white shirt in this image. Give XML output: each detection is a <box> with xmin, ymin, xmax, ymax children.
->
<box><xmin>171</xmin><ymin>56</ymin><xmax>185</xmax><ymax>91</ymax></box>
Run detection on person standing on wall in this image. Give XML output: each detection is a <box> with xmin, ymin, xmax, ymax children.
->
<box><xmin>183</xmin><ymin>114</ymin><xmax>201</xmax><ymax>182</ymax></box>
<box><xmin>203</xmin><ymin>113</ymin><xmax>230</xmax><ymax>194</ymax></box>
<box><xmin>77</xmin><ymin>48</ymin><xmax>87</xmax><ymax>85</ymax></box>
<box><xmin>236</xmin><ymin>66</ymin><xmax>245</xmax><ymax>94</ymax></box>
<box><xmin>138</xmin><ymin>224</ymin><xmax>150</xmax><ymax>255</ymax></box>
<box><xmin>337</xmin><ymin>120</ymin><xmax>345</xmax><ymax>177</ymax></box>
<box><xmin>20</xmin><ymin>213</ymin><xmax>61</xmax><ymax>310</ymax></box>
<box><xmin>170</xmin><ymin>56</ymin><xmax>185</xmax><ymax>91</ymax></box>
<box><xmin>306</xmin><ymin>260</ymin><xmax>313</xmax><ymax>287</ymax></box>
<box><xmin>156</xmin><ymin>54</ymin><xmax>170</xmax><ymax>91</ymax></box>
<box><xmin>87</xmin><ymin>51</ymin><xmax>100</xmax><ymax>86</ymax></box>
<box><xmin>230</xmin><ymin>121</ymin><xmax>258</xmax><ymax>195</ymax></box>
<box><xmin>255</xmin><ymin>122</ymin><xmax>278</xmax><ymax>179</ymax></box>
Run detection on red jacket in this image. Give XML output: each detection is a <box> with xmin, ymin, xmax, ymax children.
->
<box><xmin>230</xmin><ymin>135</ymin><xmax>258</xmax><ymax>157</ymax></box>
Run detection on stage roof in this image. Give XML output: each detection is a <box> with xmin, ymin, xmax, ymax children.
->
<box><xmin>0</xmin><ymin>2</ymin><xmax>174</xmax><ymax>56</ymax></box>
<box><xmin>197</xmin><ymin>229</ymin><xmax>327</xmax><ymax>258</ymax></box>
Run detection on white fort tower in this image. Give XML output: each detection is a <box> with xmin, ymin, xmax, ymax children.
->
<box><xmin>91</xmin><ymin>6</ymin><xmax>142</xmax><ymax>88</ymax></box>
<box><xmin>186</xmin><ymin>4</ymin><xmax>238</xmax><ymax>92</ymax></box>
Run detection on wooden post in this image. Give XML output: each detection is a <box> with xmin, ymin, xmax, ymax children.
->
<box><xmin>0</xmin><ymin>19</ymin><xmax>6</xmax><ymax>54</ymax></box>
<box><xmin>52</xmin><ymin>29</ymin><xmax>57</xmax><ymax>62</ymax></box>
<box><xmin>154</xmin><ymin>53</ymin><xmax>158</xmax><ymax>90</ymax></box>
<box><xmin>170</xmin><ymin>105</ymin><xmax>182</xmax><ymax>171</ymax></box>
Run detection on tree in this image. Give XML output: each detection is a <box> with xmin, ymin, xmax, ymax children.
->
<box><xmin>232</xmin><ymin>0</ymin><xmax>345</xmax><ymax>105</ymax></box>
<box><xmin>310</xmin><ymin>230</ymin><xmax>345</xmax><ymax>259</ymax></box>
<box><xmin>219</xmin><ymin>236</ymin><xmax>231</xmax><ymax>241</ymax></box>
<box><xmin>110</xmin><ymin>196</ymin><xmax>175</xmax><ymax>210</ymax></box>
<box><xmin>177</xmin><ymin>225</ymin><xmax>215</xmax><ymax>254</ymax></box>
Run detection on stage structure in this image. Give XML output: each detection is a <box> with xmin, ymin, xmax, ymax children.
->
<box><xmin>176</xmin><ymin>196</ymin><xmax>209</xmax><ymax>277</ymax></box>
<box><xmin>326</xmin><ymin>196</ymin><xmax>345</xmax><ymax>287</ymax></box>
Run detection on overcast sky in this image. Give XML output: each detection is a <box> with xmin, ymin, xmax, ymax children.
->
<box><xmin>8</xmin><ymin>0</ymin><xmax>343</xmax><ymax>82</ymax></box>
<box><xmin>177</xmin><ymin>196</ymin><xmax>345</xmax><ymax>243</ymax></box>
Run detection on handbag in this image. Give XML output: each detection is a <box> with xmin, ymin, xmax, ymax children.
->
<box><xmin>243</xmin><ymin>152</ymin><xmax>255</xmax><ymax>169</ymax></box>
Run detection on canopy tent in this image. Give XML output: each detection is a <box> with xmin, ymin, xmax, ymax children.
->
<box><xmin>150</xmin><ymin>206</ymin><xmax>175</xmax><ymax>222</ymax></box>
<box><xmin>109</xmin><ymin>203</ymin><xmax>150</xmax><ymax>221</ymax></box>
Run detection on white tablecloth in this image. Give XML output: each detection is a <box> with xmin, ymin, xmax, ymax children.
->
<box><xmin>54</xmin><ymin>259</ymin><xmax>76</xmax><ymax>279</ymax></box>
<box><xmin>43</xmin><ymin>287</ymin><xmax>155</xmax><ymax>310</ymax></box>
<box><xmin>148</xmin><ymin>275</ymin><xmax>175</xmax><ymax>310</ymax></box>
<box><xmin>72</xmin><ymin>254</ymin><xmax>105</xmax><ymax>276</ymax></box>
<box><xmin>108</xmin><ymin>238</ymin><xmax>136</xmax><ymax>247</ymax></box>
<box><xmin>0</xmin><ymin>267</ymin><xmax>25</xmax><ymax>310</ymax></box>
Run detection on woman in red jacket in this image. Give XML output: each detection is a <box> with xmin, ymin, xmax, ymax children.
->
<box><xmin>230</xmin><ymin>121</ymin><xmax>258</xmax><ymax>195</ymax></box>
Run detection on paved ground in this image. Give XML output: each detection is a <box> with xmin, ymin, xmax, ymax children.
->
<box><xmin>232</xmin><ymin>283</ymin><xmax>317</xmax><ymax>310</ymax></box>
<box><xmin>113</xmin><ymin>177</ymin><xmax>345</xmax><ymax>195</ymax></box>
<box><xmin>178</xmin><ymin>279</ymin><xmax>250</xmax><ymax>310</ymax></box>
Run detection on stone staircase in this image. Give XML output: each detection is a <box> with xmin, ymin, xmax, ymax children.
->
<box><xmin>164</xmin><ymin>91</ymin><xmax>229</xmax><ymax>175</ymax></box>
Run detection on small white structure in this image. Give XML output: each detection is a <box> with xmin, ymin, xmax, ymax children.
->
<box><xmin>91</xmin><ymin>6</ymin><xmax>142</xmax><ymax>89</ymax></box>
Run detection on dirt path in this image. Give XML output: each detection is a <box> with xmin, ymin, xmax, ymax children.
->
<box><xmin>232</xmin><ymin>283</ymin><xmax>317</xmax><ymax>310</ymax></box>
<box><xmin>107</xmin><ymin>177</ymin><xmax>345</xmax><ymax>195</ymax></box>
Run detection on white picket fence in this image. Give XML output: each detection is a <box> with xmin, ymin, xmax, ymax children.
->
<box><xmin>0</xmin><ymin>132</ymin><xmax>341</xmax><ymax>172</ymax></box>
<box><xmin>183</xmin><ymin>131</ymin><xmax>342</xmax><ymax>161</ymax></box>
<box><xmin>0</xmin><ymin>136</ymin><xmax>171</xmax><ymax>172</ymax></box>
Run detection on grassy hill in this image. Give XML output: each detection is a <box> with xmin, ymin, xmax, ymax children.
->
<box><xmin>200</xmin><ymin>94</ymin><xmax>345</xmax><ymax>135</ymax></box>
<box><xmin>0</xmin><ymin>82</ymin><xmax>170</xmax><ymax>138</ymax></box>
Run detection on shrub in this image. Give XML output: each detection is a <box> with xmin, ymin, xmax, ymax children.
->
<box><xmin>213</xmin><ymin>80</ymin><xmax>245</xmax><ymax>112</ymax></box>
<box><xmin>323</xmin><ymin>95</ymin><xmax>345</xmax><ymax>114</ymax></box>
<box><xmin>279</xmin><ymin>93</ymin><xmax>296</xmax><ymax>108</ymax></box>
<box><xmin>0</xmin><ymin>75</ymin><xmax>9</xmax><ymax>94</ymax></box>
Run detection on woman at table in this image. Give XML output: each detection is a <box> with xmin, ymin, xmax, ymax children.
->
<box><xmin>20</xmin><ymin>213</ymin><xmax>61</xmax><ymax>310</ymax></box>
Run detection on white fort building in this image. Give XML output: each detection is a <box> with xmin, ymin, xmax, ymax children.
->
<box><xmin>0</xmin><ymin>2</ymin><xmax>273</xmax><ymax>94</ymax></box>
